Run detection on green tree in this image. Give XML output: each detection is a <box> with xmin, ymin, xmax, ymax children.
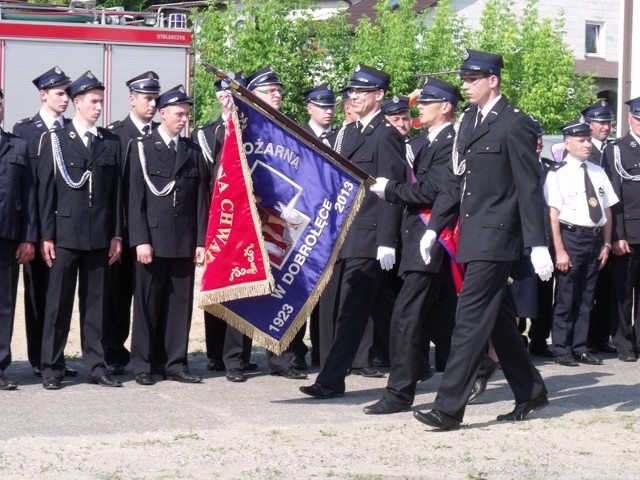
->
<box><xmin>192</xmin><ymin>0</ymin><xmax>351</xmax><ymax>125</ymax></box>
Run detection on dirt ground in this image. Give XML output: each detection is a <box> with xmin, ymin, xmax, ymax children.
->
<box><xmin>2</xmin><ymin>270</ymin><xmax>640</xmax><ymax>480</ymax></box>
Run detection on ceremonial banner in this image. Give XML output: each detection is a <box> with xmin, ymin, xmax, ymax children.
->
<box><xmin>199</xmin><ymin>95</ymin><xmax>368</xmax><ymax>354</ymax></box>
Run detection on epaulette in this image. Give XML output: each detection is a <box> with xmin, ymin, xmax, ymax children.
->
<box><xmin>107</xmin><ymin>120</ymin><xmax>124</xmax><ymax>130</ymax></box>
<box><xmin>549</xmin><ymin>161</ymin><xmax>566</xmax><ymax>171</ymax></box>
<box><xmin>15</xmin><ymin>117</ymin><xmax>34</xmax><ymax>125</ymax></box>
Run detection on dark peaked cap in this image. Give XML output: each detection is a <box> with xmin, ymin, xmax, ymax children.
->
<box><xmin>303</xmin><ymin>83</ymin><xmax>337</xmax><ymax>106</ymax></box>
<box><xmin>66</xmin><ymin>70</ymin><xmax>104</xmax><ymax>99</ymax></box>
<box><xmin>126</xmin><ymin>71</ymin><xmax>161</xmax><ymax>94</ymax></box>
<box><xmin>246</xmin><ymin>67</ymin><xmax>283</xmax><ymax>91</ymax></box>
<box><xmin>381</xmin><ymin>95</ymin><xmax>410</xmax><ymax>115</ymax></box>
<box><xmin>561</xmin><ymin>116</ymin><xmax>591</xmax><ymax>137</ymax></box>
<box><xmin>345</xmin><ymin>64</ymin><xmax>390</xmax><ymax>92</ymax></box>
<box><xmin>156</xmin><ymin>84</ymin><xmax>193</xmax><ymax>109</ymax></box>
<box><xmin>458</xmin><ymin>49</ymin><xmax>503</xmax><ymax>76</ymax></box>
<box><xmin>419</xmin><ymin>76</ymin><xmax>463</xmax><ymax>107</ymax></box>
<box><xmin>33</xmin><ymin>66</ymin><xmax>72</xmax><ymax>90</ymax></box>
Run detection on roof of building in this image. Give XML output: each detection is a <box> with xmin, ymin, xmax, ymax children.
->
<box><xmin>575</xmin><ymin>58</ymin><xmax>618</xmax><ymax>80</ymax></box>
<box><xmin>346</xmin><ymin>0</ymin><xmax>437</xmax><ymax>26</ymax></box>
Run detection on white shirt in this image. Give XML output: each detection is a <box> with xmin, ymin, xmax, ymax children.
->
<box><xmin>157</xmin><ymin>128</ymin><xmax>179</xmax><ymax>150</ymax></box>
<box><xmin>544</xmin><ymin>154</ymin><xmax>618</xmax><ymax>227</ymax></box>
<box><xmin>129</xmin><ymin>114</ymin><xmax>153</xmax><ymax>135</ymax></box>
<box><xmin>476</xmin><ymin>94</ymin><xmax>502</xmax><ymax>125</ymax></box>
<box><xmin>357</xmin><ymin>109</ymin><xmax>381</xmax><ymax>130</ymax></box>
<box><xmin>39</xmin><ymin>108</ymin><xmax>64</xmax><ymax>130</ymax></box>
<box><xmin>72</xmin><ymin>119</ymin><xmax>98</xmax><ymax>148</ymax></box>
<box><xmin>427</xmin><ymin>122</ymin><xmax>452</xmax><ymax>143</ymax></box>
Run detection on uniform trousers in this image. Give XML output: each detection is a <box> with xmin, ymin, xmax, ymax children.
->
<box><xmin>103</xmin><ymin>247</ymin><xmax>134</xmax><ymax>366</ymax></box>
<box><xmin>610</xmin><ymin>249</ymin><xmax>640</xmax><ymax>353</ymax></box>
<box><xmin>588</xmin><ymin>262</ymin><xmax>612</xmax><ymax>347</ymax></box>
<box><xmin>316</xmin><ymin>257</ymin><xmax>395</xmax><ymax>392</ymax></box>
<box><xmin>529</xmin><ymin>277</ymin><xmax>554</xmax><ymax>349</ymax></box>
<box><xmin>204</xmin><ymin>311</ymin><xmax>227</xmax><ymax>362</ymax></box>
<box><xmin>222</xmin><ymin>325</ymin><xmax>252</xmax><ymax>370</ymax></box>
<box><xmin>318</xmin><ymin>260</ymin><xmax>375</xmax><ymax>369</ymax></box>
<box><xmin>433</xmin><ymin>260</ymin><xmax>546</xmax><ymax>421</ymax></box>
<box><xmin>0</xmin><ymin>240</ymin><xmax>19</xmax><ymax>373</ymax></box>
<box><xmin>22</xmin><ymin>251</ymin><xmax>47</xmax><ymax>368</ymax></box>
<box><xmin>131</xmin><ymin>256</ymin><xmax>194</xmax><ymax>376</ymax></box>
<box><xmin>552</xmin><ymin>230</ymin><xmax>603</xmax><ymax>356</ymax></box>
<box><xmin>383</xmin><ymin>269</ymin><xmax>442</xmax><ymax>406</ymax></box>
<box><xmin>41</xmin><ymin>247</ymin><xmax>109</xmax><ymax>379</ymax></box>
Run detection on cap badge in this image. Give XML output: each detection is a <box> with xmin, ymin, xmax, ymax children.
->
<box><xmin>355</xmin><ymin>65</ymin><xmax>361</xmax><ymax>72</ymax></box>
<box><xmin>463</xmin><ymin>49</ymin><xmax>470</xmax><ymax>60</ymax></box>
<box><xmin>55</xmin><ymin>66</ymin><xmax>62</xmax><ymax>74</ymax></box>
<box><xmin>392</xmin><ymin>95</ymin><xmax>399</xmax><ymax>103</ymax></box>
<box><xmin>87</xmin><ymin>72</ymin><xmax>94</xmax><ymax>79</ymax></box>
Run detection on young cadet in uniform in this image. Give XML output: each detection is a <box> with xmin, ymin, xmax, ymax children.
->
<box><xmin>128</xmin><ymin>85</ymin><xmax>208</xmax><ymax>386</ymax></box>
<box><xmin>13</xmin><ymin>66</ymin><xmax>78</xmax><ymax>379</ymax></box>
<box><xmin>104</xmin><ymin>70</ymin><xmax>161</xmax><ymax>376</ymax></box>
<box><xmin>413</xmin><ymin>50</ymin><xmax>553</xmax><ymax>429</ymax></box>
<box><xmin>38</xmin><ymin>71</ymin><xmax>123</xmax><ymax>390</ymax></box>
<box><xmin>302</xmin><ymin>83</ymin><xmax>337</xmax><ymax>144</ymax></box>
<box><xmin>545</xmin><ymin>117</ymin><xmax>618</xmax><ymax>367</ymax></box>
<box><xmin>581</xmin><ymin>100</ymin><xmax>617</xmax><ymax>354</ymax></box>
<box><xmin>366</xmin><ymin>78</ymin><xmax>462</xmax><ymax>414</ymax></box>
<box><xmin>0</xmin><ymin>89</ymin><xmax>36</xmax><ymax>390</ymax></box>
<box><xmin>191</xmin><ymin>72</ymin><xmax>257</xmax><ymax>377</ymax></box>
<box><xmin>299</xmin><ymin>64</ymin><xmax>405</xmax><ymax>399</ymax></box>
<box><xmin>605</xmin><ymin>97</ymin><xmax>640</xmax><ymax>362</ymax></box>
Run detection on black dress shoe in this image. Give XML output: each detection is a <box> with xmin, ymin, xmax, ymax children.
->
<box><xmin>594</xmin><ymin>342</ymin><xmax>617</xmax><ymax>354</ymax></box>
<box><xmin>497</xmin><ymin>393</ymin><xmax>549</xmax><ymax>421</ymax></box>
<box><xmin>107</xmin><ymin>363</ymin><xmax>126</xmax><ymax>375</ymax></box>
<box><xmin>413</xmin><ymin>410</ymin><xmax>461</xmax><ymax>430</ymax></box>
<box><xmin>618</xmin><ymin>350</ymin><xmax>637</xmax><ymax>362</ymax></box>
<box><xmin>244</xmin><ymin>362</ymin><xmax>259</xmax><ymax>372</ymax></box>
<box><xmin>43</xmin><ymin>377</ymin><xmax>62</xmax><ymax>390</ymax></box>
<box><xmin>168</xmin><ymin>371</ymin><xmax>203</xmax><ymax>383</ymax></box>
<box><xmin>529</xmin><ymin>345</ymin><xmax>554</xmax><ymax>358</ymax></box>
<box><xmin>554</xmin><ymin>353</ymin><xmax>579</xmax><ymax>366</ymax></box>
<box><xmin>226</xmin><ymin>368</ymin><xmax>247</xmax><ymax>383</ymax></box>
<box><xmin>467</xmin><ymin>375</ymin><xmax>489</xmax><ymax>405</ymax></box>
<box><xmin>135</xmin><ymin>373</ymin><xmax>155</xmax><ymax>386</ymax></box>
<box><xmin>33</xmin><ymin>366</ymin><xmax>42</xmax><ymax>378</ymax></box>
<box><xmin>575</xmin><ymin>352</ymin><xmax>603</xmax><ymax>365</ymax></box>
<box><xmin>88</xmin><ymin>374</ymin><xmax>123</xmax><ymax>387</ymax></box>
<box><xmin>64</xmin><ymin>366</ymin><xmax>79</xmax><ymax>377</ymax></box>
<box><xmin>273</xmin><ymin>367</ymin><xmax>307</xmax><ymax>380</ymax></box>
<box><xmin>299</xmin><ymin>383</ymin><xmax>344</xmax><ymax>399</ymax></box>
<box><xmin>363</xmin><ymin>398</ymin><xmax>409</xmax><ymax>415</ymax></box>
<box><xmin>349</xmin><ymin>367</ymin><xmax>385</xmax><ymax>378</ymax></box>
<box><xmin>0</xmin><ymin>375</ymin><xmax>18</xmax><ymax>391</ymax></box>
<box><xmin>206</xmin><ymin>359</ymin><xmax>226</xmax><ymax>372</ymax></box>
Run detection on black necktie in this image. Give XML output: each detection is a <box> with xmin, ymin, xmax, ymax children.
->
<box><xmin>85</xmin><ymin>132</ymin><xmax>94</xmax><ymax>152</ymax></box>
<box><xmin>168</xmin><ymin>139</ymin><xmax>176</xmax><ymax>159</ymax></box>
<box><xmin>581</xmin><ymin>163</ymin><xmax>602</xmax><ymax>224</ymax></box>
<box><xmin>142</xmin><ymin>124</ymin><xmax>150</xmax><ymax>135</ymax></box>
<box><xmin>355</xmin><ymin>120</ymin><xmax>363</xmax><ymax>132</ymax></box>
<box><xmin>474</xmin><ymin>111</ymin><xmax>483</xmax><ymax>131</ymax></box>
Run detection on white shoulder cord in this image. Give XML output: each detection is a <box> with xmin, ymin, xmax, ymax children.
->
<box><xmin>333</xmin><ymin>124</ymin><xmax>347</xmax><ymax>154</ymax></box>
<box><xmin>137</xmin><ymin>141</ymin><xmax>175</xmax><ymax>196</ymax></box>
<box><xmin>405</xmin><ymin>142</ymin><xmax>415</xmax><ymax>168</ymax></box>
<box><xmin>197</xmin><ymin>129</ymin><xmax>214</xmax><ymax>164</ymax></box>
<box><xmin>451</xmin><ymin>111</ymin><xmax>467</xmax><ymax>176</ymax></box>
<box><xmin>52</xmin><ymin>132</ymin><xmax>93</xmax><ymax>205</ymax></box>
<box><xmin>614</xmin><ymin>144</ymin><xmax>640</xmax><ymax>182</ymax></box>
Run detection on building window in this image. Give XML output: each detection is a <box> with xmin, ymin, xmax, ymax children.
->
<box><xmin>585</xmin><ymin>23</ymin><xmax>601</xmax><ymax>55</ymax></box>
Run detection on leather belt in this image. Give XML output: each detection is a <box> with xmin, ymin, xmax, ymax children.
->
<box><xmin>559</xmin><ymin>221</ymin><xmax>602</xmax><ymax>235</ymax></box>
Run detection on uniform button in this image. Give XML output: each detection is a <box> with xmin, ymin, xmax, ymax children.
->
<box><xmin>175</xmin><ymin>201</ymin><xmax>180</xmax><ymax>206</ymax></box>
<box><xmin>467</xmin><ymin>149</ymin><xmax>471</xmax><ymax>153</ymax></box>
<box><xmin>466</xmin><ymin>192</ymin><xmax>471</xmax><ymax>196</ymax></box>
<box><xmin>175</xmin><ymin>214</ymin><xmax>179</xmax><ymax>217</ymax></box>
<box><xmin>175</xmin><ymin>174</ymin><xmax>181</xmax><ymax>179</ymax></box>
<box><xmin>176</xmin><ymin>187</ymin><xmax>181</xmax><ymax>192</ymax></box>
<box><xmin>464</xmin><ymin>213</ymin><xmax>469</xmax><ymax>218</ymax></box>
<box><xmin>500</xmin><ymin>223</ymin><xmax>504</xmax><ymax>227</ymax></box>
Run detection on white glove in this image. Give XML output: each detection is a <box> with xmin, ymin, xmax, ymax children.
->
<box><xmin>275</xmin><ymin>201</ymin><xmax>303</xmax><ymax>226</ymax></box>
<box><xmin>370</xmin><ymin>177</ymin><xmax>389</xmax><ymax>199</ymax></box>
<box><xmin>530</xmin><ymin>246</ymin><xmax>554</xmax><ymax>281</ymax></box>
<box><xmin>419</xmin><ymin>230</ymin><xmax>437</xmax><ymax>265</ymax></box>
<box><xmin>376</xmin><ymin>246</ymin><xmax>396</xmax><ymax>271</ymax></box>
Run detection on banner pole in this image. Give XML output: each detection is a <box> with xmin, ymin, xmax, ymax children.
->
<box><xmin>200</xmin><ymin>61</ymin><xmax>376</xmax><ymax>186</ymax></box>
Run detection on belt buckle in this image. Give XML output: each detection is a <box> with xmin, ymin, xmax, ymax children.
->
<box><xmin>593</xmin><ymin>226</ymin><xmax>602</xmax><ymax>234</ymax></box>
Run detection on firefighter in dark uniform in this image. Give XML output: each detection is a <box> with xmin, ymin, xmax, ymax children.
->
<box><xmin>413</xmin><ymin>50</ymin><xmax>553</xmax><ymax>429</ymax></box>
<box><xmin>365</xmin><ymin>78</ymin><xmax>462</xmax><ymax>413</ymax></box>
<box><xmin>545</xmin><ymin>116</ymin><xmax>618</xmax><ymax>367</ymax></box>
<box><xmin>12</xmin><ymin>66</ymin><xmax>78</xmax><ymax>379</ymax></box>
<box><xmin>606</xmin><ymin>97</ymin><xmax>640</xmax><ymax>362</ymax></box>
<box><xmin>300</xmin><ymin>64</ymin><xmax>405</xmax><ymax>399</ymax></box>
<box><xmin>38</xmin><ymin>71</ymin><xmax>124</xmax><ymax>390</ymax></box>
<box><xmin>582</xmin><ymin>99</ymin><xmax>617</xmax><ymax>354</ymax></box>
<box><xmin>0</xmin><ymin>88</ymin><xmax>36</xmax><ymax>390</ymax></box>
<box><xmin>128</xmin><ymin>85</ymin><xmax>208</xmax><ymax>386</ymax></box>
<box><xmin>191</xmin><ymin>72</ymin><xmax>256</xmax><ymax>377</ymax></box>
<box><xmin>104</xmin><ymin>70</ymin><xmax>161</xmax><ymax>375</ymax></box>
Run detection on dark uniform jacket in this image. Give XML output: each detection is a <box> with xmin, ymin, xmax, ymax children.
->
<box><xmin>0</xmin><ymin>131</ymin><xmax>37</xmax><ymax>243</ymax></box>
<box><xmin>385</xmin><ymin>125</ymin><xmax>455</xmax><ymax>275</ymax></box>
<box><xmin>428</xmin><ymin>97</ymin><xmax>547</xmax><ymax>263</ymax></box>
<box><xmin>37</xmin><ymin>123</ymin><xmax>123</xmax><ymax>250</ymax></box>
<box><xmin>13</xmin><ymin>114</ymin><xmax>70</xmax><ymax>175</ymax></box>
<box><xmin>336</xmin><ymin>111</ymin><xmax>405</xmax><ymax>258</ymax></box>
<box><xmin>605</xmin><ymin>132</ymin><xmax>640</xmax><ymax>244</ymax></box>
<box><xmin>302</xmin><ymin>122</ymin><xmax>337</xmax><ymax>147</ymax></box>
<box><xmin>108</xmin><ymin>115</ymin><xmax>158</xmax><ymax>160</ymax></box>
<box><xmin>127</xmin><ymin>129</ymin><xmax>208</xmax><ymax>258</ymax></box>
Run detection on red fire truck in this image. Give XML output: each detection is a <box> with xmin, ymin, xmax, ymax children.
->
<box><xmin>0</xmin><ymin>1</ymin><xmax>192</xmax><ymax>128</ymax></box>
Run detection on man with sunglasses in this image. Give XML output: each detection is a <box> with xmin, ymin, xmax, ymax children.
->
<box><xmin>413</xmin><ymin>50</ymin><xmax>553</xmax><ymax>429</ymax></box>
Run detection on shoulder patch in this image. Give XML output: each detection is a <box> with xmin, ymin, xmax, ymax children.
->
<box><xmin>107</xmin><ymin>120</ymin><xmax>124</xmax><ymax>130</ymax></box>
<box><xmin>16</xmin><ymin>117</ymin><xmax>34</xmax><ymax>125</ymax></box>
